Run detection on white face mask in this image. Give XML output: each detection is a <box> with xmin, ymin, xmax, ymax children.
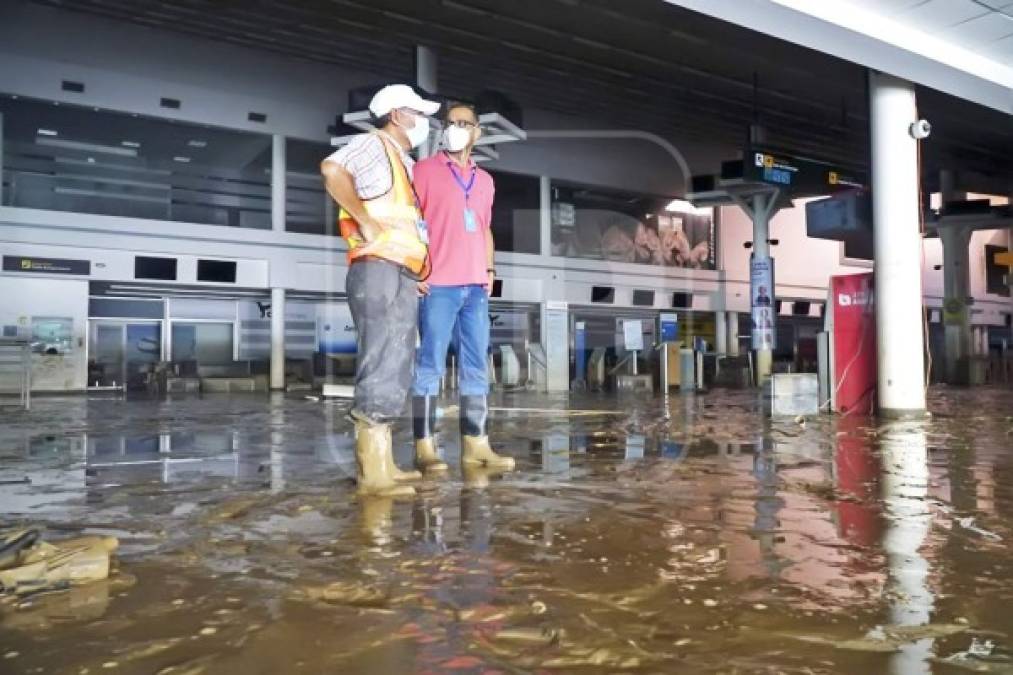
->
<box><xmin>443</xmin><ymin>125</ymin><xmax>472</xmax><ymax>153</ymax></box>
<box><xmin>400</xmin><ymin>113</ymin><xmax>431</xmax><ymax>149</ymax></box>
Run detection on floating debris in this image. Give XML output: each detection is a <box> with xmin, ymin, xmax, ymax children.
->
<box><xmin>493</xmin><ymin>626</ymin><xmax>561</xmax><ymax>646</ymax></box>
<box><xmin>956</xmin><ymin>518</ymin><xmax>1003</xmax><ymax>541</ymax></box>
<box><xmin>296</xmin><ymin>581</ymin><xmax>389</xmax><ymax>607</ymax></box>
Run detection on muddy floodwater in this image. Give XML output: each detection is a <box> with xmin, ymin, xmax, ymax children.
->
<box><xmin>2</xmin><ymin>387</ymin><xmax>1013</xmax><ymax>674</ymax></box>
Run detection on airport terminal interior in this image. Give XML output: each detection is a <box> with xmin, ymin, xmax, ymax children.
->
<box><xmin>0</xmin><ymin>0</ymin><xmax>1011</xmax><ymax>672</ymax></box>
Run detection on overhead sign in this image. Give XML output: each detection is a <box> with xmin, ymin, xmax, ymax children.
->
<box><xmin>746</xmin><ymin>148</ymin><xmax>865</xmax><ymax>194</ymax></box>
<box><xmin>3</xmin><ymin>256</ymin><xmax>91</xmax><ymax>275</ymax></box>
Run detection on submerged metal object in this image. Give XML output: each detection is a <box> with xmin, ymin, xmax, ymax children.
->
<box><xmin>0</xmin><ymin>530</ymin><xmax>119</xmax><ymax>596</ymax></box>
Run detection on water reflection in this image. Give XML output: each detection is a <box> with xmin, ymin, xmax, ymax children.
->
<box><xmin>880</xmin><ymin>420</ymin><xmax>933</xmax><ymax>675</ymax></box>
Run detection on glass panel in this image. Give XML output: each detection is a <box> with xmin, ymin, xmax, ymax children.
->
<box><xmin>195</xmin><ymin>324</ymin><xmax>233</xmax><ymax>365</ymax></box>
<box><xmin>89</xmin><ymin>323</ymin><xmax>123</xmax><ymax>387</ymax></box>
<box><xmin>172</xmin><ymin>323</ymin><xmax>233</xmax><ymax>365</ymax></box>
<box><xmin>171</xmin><ymin>323</ymin><xmax>198</xmax><ymax>362</ymax></box>
<box><xmin>286</xmin><ymin>138</ymin><xmax>333</xmax><ymax>235</ymax></box>
<box><xmin>30</xmin><ymin>317</ymin><xmax>74</xmax><ymax>354</ymax></box>
<box><xmin>1</xmin><ymin>96</ymin><xmax>272</xmax><ymax>227</ymax></box>
<box><xmin>488</xmin><ymin>170</ymin><xmax>541</xmax><ymax>254</ymax></box>
<box><xmin>550</xmin><ymin>180</ymin><xmax>716</xmax><ymax>270</ymax></box>
<box><xmin>125</xmin><ymin>323</ymin><xmax>161</xmax><ymax>390</ymax></box>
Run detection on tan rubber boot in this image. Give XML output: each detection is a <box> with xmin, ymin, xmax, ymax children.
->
<box><xmin>461</xmin><ymin>435</ymin><xmax>516</xmax><ymax>470</ymax></box>
<box><xmin>414</xmin><ymin>437</ymin><xmax>449</xmax><ymax>473</ymax></box>
<box><xmin>412</xmin><ymin>395</ymin><xmax>448</xmax><ymax>473</ymax></box>
<box><xmin>460</xmin><ymin>395</ymin><xmax>514</xmax><ymax>471</ymax></box>
<box><xmin>355</xmin><ymin>421</ymin><xmax>416</xmax><ymax>497</ymax></box>
<box><xmin>377</xmin><ymin>424</ymin><xmax>423</xmax><ymax>482</ymax></box>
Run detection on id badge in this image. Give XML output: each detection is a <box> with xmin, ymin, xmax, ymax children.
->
<box><xmin>463</xmin><ymin>208</ymin><xmax>477</xmax><ymax>233</ymax></box>
<box><xmin>417</xmin><ymin>218</ymin><xmax>429</xmax><ymax>245</ymax></box>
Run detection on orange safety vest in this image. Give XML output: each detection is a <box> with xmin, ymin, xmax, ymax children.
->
<box><xmin>338</xmin><ymin>132</ymin><xmax>429</xmax><ymax>277</ymax></box>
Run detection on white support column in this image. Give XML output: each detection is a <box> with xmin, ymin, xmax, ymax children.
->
<box><xmin>270</xmin><ymin>133</ymin><xmax>287</xmax><ymax>391</ymax></box>
<box><xmin>539</xmin><ymin>176</ymin><xmax>552</xmax><ymax>257</ymax></box>
<box><xmin>271</xmin><ymin>134</ymin><xmax>286</xmax><ymax>233</ymax></box>
<box><xmin>270</xmin><ymin>287</ymin><xmax>286</xmax><ymax>391</ymax></box>
<box><xmin>0</xmin><ymin>112</ymin><xmax>5</xmax><ymax>205</ymax></box>
<box><xmin>715</xmin><ymin>310</ymin><xmax>728</xmax><ymax>355</ymax></box>
<box><xmin>727</xmin><ymin>311</ymin><xmax>740</xmax><ymax>356</ymax></box>
<box><xmin>869</xmin><ymin>71</ymin><xmax>926</xmax><ymax>415</ymax></box>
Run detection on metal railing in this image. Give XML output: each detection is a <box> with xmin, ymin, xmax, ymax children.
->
<box><xmin>0</xmin><ymin>338</ymin><xmax>31</xmax><ymax>411</ymax></box>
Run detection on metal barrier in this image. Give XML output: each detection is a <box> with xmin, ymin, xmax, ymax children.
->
<box><xmin>0</xmin><ymin>338</ymin><xmax>31</xmax><ymax>411</ymax></box>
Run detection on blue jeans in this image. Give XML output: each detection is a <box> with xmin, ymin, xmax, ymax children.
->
<box><xmin>413</xmin><ymin>285</ymin><xmax>489</xmax><ymax>397</ymax></box>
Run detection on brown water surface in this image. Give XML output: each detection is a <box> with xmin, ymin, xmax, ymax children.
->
<box><xmin>1</xmin><ymin>387</ymin><xmax>1012</xmax><ymax>673</ymax></box>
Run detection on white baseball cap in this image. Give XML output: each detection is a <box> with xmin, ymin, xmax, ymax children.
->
<box><xmin>369</xmin><ymin>84</ymin><xmax>440</xmax><ymax>118</ymax></box>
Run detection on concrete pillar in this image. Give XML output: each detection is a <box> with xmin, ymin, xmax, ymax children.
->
<box><xmin>869</xmin><ymin>71</ymin><xmax>926</xmax><ymax>415</ymax></box>
<box><xmin>272</xmin><ymin>134</ymin><xmax>286</xmax><ymax>233</ymax></box>
<box><xmin>752</xmin><ymin>193</ymin><xmax>773</xmax><ymax>383</ymax></box>
<box><xmin>270</xmin><ymin>134</ymin><xmax>287</xmax><ymax>391</ymax></box>
<box><xmin>270</xmin><ymin>287</ymin><xmax>286</xmax><ymax>391</ymax></box>
<box><xmin>415</xmin><ymin>45</ymin><xmax>438</xmax><ymax>159</ymax></box>
<box><xmin>0</xmin><ymin>112</ymin><xmax>4</xmax><ymax>205</ymax></box>
<box><xmin>939</xmin><ymin>224</ymin><xmax>973</xmax><ymax>384</ymax></box>
<box><xmin>715</xmin><ymin>311</ymin><xmax>728</xmax><ymax>355</ymax></box>
<box><xmin>727</xmin><ymin>311</ymin><xmax>740</xmax><ymax>356</ymax></box>
<box><xmin>539</xmin><ymin>176</ymin><xmax>551</xmax><ymax>257</ymax></box>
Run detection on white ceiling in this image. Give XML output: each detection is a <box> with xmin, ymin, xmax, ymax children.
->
<box><xmin>847</xmin><ymin>0</ymin><xmax>1013</xmax><ymax>64</ymax></box>
<box><xmin>668</xmin><ymin>0</ymin><xmax>1013</xmax><ymax>115</ymax></box>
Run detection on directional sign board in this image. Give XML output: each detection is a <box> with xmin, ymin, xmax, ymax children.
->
<box><xmin>743</xmin><ymin>147</ymin><xmax>865</xmax><ymax>195</ymax></box>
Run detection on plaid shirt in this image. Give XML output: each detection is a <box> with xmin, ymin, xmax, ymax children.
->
<box><xmin>323</xmin><ymin>131</ymin><xmax>414</xmax><ymax>201</ymax></box>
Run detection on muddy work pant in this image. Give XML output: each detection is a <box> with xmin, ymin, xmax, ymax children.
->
<box><xmin>346</xmin><ymin>259</ymin><xmax>418</xmax><ymax>423</ymax></box>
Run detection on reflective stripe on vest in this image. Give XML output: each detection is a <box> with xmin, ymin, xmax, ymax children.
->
<box><xmin>337</xmin><ymin>132</ymin><xmax>428</xmax><ymax>276</ymax></box>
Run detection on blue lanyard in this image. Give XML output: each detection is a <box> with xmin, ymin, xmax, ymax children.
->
<box><xmin>445</xmin><ymin>155</ymin><xmax>477</xmax><ymax>201</ymax></box>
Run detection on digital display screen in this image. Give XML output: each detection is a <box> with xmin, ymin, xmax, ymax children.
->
<box><xmin>591</xmin><ymin>286</ymin><xmax>615</xmax><ymax>303</ymax></box>
<box><xmin>632</xmin><ymin>290</ymin><xmax>654</xmax><ymax>307</ymax></box>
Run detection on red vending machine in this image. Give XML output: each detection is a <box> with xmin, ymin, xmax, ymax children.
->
<box><xmin>824</xmin><ymin>273</ymin><xmax>877</xmax><ymax>414</ymax></box>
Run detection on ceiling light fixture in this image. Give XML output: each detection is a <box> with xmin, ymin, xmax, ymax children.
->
<box><xmin>666</xmin><ymin>199</ymin><xmax>712</xmax><ymax>215</ymax></box>
<box><xmin>37</xmin><ymin>129</ymin><xmax>58</xmax><ymax>137</ymax></box>
<box><xmin>187</xmin><ymin>140</ymin><xmax>207</xmax><ymax>148</ymax></box>
<box><xmin>121</xmin><ymin>141</ymin><xmax>141</xmax><ymax>148</ymax></box>
<box><xmin>173</xmin><ymin>156</ymin><xmax>191</xmax><ymax>163</ymax></box>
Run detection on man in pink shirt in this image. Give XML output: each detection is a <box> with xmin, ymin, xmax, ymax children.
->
<box><xmin>411</xmin><ymin>102</ymin><xmax>515</xmax><ymax>476</ymax></box>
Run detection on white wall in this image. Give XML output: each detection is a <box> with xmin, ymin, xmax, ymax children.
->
<box><xmin>720</xmin><ymin>200</ymin><xmax>1013</xmax><ymax>325</ymax></box>
<box><xmin>0</xmin><ymin>2</ymin><xmax>364</xmax><ymax>141</ymax></box>
<box><xmin>0</xmin><ymin>276</ymin><xmax>89</xmax><ymax>391</ymax></box>
<box><xmin>719</xmin><ymin>199</ymin><xmax>871</xmax><ymax>312</ymax></box>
